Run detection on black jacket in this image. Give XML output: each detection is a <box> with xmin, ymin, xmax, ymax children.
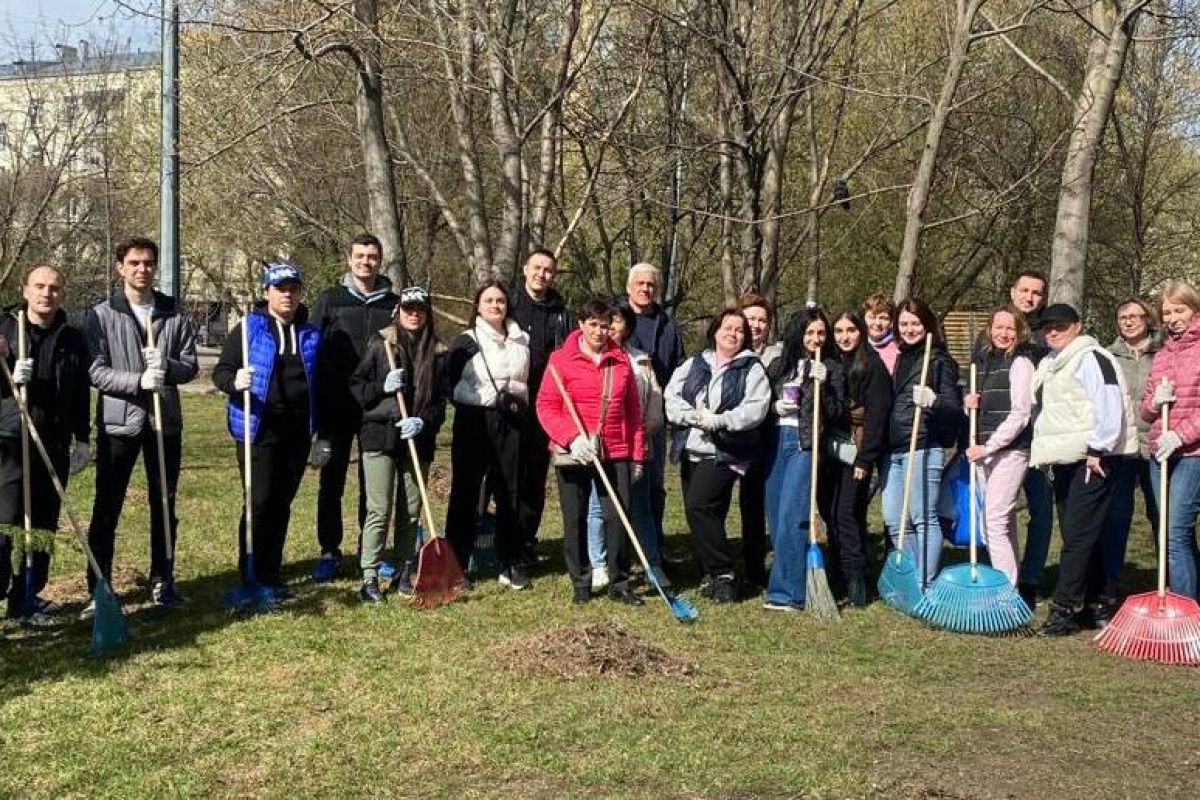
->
<box><xmin>312</xmin><ymin>275</ymin><xmax>399</xmax><ymax>435</ymax></box>
<box><xmin>508</xmin><ymin>282</ymin><xmax>573</xmax><ymax>395</ymax></box>
<box><xmin>888</xmin><ymin>342</ymin><xmax>963</xmax><ymax>452</ymax></box>
<box><xmin>619</xmin><ymin>298</ymin><xmax>685</xmax><ymax>389</ymax></box>
<box><xmin>348</xmin><ymin>328</ymin><xmax>447</xmax><ymax>461</ymax></box>
<box><xmin>0</xmin><ymin>304</ymin><xmax>90</xmax><ymax>446</ymax></box>
<box><xmin>766</xmin><ymin>354</ymin><xmax>848</xmax><ymax>451</ymax></box>
<box><xmin>835</xmin><ymin>345</ymin><xmax>892</xmax><ymax>470</ymax></box>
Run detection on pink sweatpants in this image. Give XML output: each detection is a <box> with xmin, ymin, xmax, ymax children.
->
<box><xmin>979</xmin><ymin>449</ymin><xmax>1029</xmax><ymax>585</ymax></box>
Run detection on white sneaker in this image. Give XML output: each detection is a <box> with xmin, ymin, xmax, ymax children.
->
<box><xmin>590</xmin><ymin>565</ymin><xmax>610</xmax><ymax>591</ymax></box>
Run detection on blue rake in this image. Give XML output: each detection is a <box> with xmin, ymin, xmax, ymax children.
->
<box><xmin>88</xmin><ymin>578</ymin><xmax>129</xmax><ymax>657</ymax></box>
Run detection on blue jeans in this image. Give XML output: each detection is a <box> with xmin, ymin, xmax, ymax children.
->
<box><xmin>1102</xmin><ymin>455</ymin><xmax>1158</xmax><ymax>595</ymax></box>
<box><xmin>764</xmin><ymin>426</ymin><xmax>812</xmax><ymax>606</ymax></box>
<box><xmin>1149</xmin><ymin>456</ymin><xmax>1200</xmax><ymax>600</ymax></box>
<box><xmin>587</xmin><ymin>466</ymin><xmax>660</xmax><ymax>570</ymax></box>
<box><xmin>1017</xmin><ymin>466</ymin><xmax>1054</xmax><ymax>590</ymax></box>
<box><xmin>881</xmin><ymin>448</ymin><xmax>946</xmax><ymax>589</ymax></box>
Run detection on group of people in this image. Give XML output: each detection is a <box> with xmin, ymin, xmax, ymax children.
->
<box><xmin>2</xmin><ymin>234</ymin><xmax>1199</xmax><ymax>640</ymax></box>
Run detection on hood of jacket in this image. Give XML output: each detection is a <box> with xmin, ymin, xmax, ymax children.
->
<box><xmin>341</xmin><ymin>272</ymin><xmax>395</xmax><ymax>304</ymax></box>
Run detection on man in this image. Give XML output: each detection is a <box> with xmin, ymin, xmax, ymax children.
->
<box><xmin>212</xmin><ymin>264</ymin><xmax>322</xmax><ymax>598</ymax></box>
<box><xmin>508</xmin><ymin>247</ymin><xmax>574</xmax><ymax>565</ymax></box>
<box><xmin>310</xmin><ymin>234</ymin><xmax>398</xmax><ymax>581</ymax></box>
<box><xmin>0</xmin><ymin>265</ymin><xmax>91</xmax><ymax>621</ymax></box>
<box><xmin>1006</xmin><ymin>270</ymin><xmax>1053</xmax><ymax>608</ymax></box>
<box><xmin>737</xmin><ymin>293</ymin><xmax>779</xmax><ymax>586</ymax></box>
<box><xmin>621</xmin><ymin>263</ymin><xmax>685</xmax><ymax>557</ymax></box>
<box><xmin>86</xmin><ymin>237</ymin><xmax>198</xmax><ymax>613</ymax></box>
<box><xmin>1029</xmin><ymin>304</ymin><xmax>1138</xmax><ymax>635</ymax></box>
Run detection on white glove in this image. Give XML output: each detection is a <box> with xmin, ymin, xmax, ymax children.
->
<box><xmin>140</xmin><ymin>368</ymin><xmax>165</xmax><ymax>392</ymax></box>
<box><xmin>69</xmin><ymin>441</ymin><xmax>91</xmax><ymax>475</ymax></box>
<box><xmin>383</xmin><ymin>368</ymin><xmax>406</xmax><ymax>394</ymax></box>
<box><xmin>1157</xmin><ymin>431</ymin><xmax>1183</xmax><ymax>461</ymax></box>
<box><xmin>808</xmin><ymin>360</ymin><xmax>827</xmax><ymax>383</ymax></box>
<box><xmin>912</xmin><ymin>385</ymin><xmax>936</xmax><ymax>409</ymax></box>
<box><xmin>309</xmin><ymin>439</ymin><xmax>333</xmax><ymax>468</ymax></box>
<box><xmin>141</xmin><ymin>346</ymin><xmax>164</xmax><ymax>370</ymax></box>
<box><xmin>632</xmin><ymin>461</ymin><xmax>645</xmax><ymax>482</ymax></box>
<box><xmin>569</xmin><ymin>435</ymin><xmax>598</xmax><ymax>464</ymax></box>
<box><xmin>1153</xmin><ymin>379</ymin><xmax>1176</xmax><ymax>408</ymax></box>
<box><xmin>696</xmin><ymin>408</ymin><xmax>724</xmax><ymax>432</ymax></box>
<box><xmin>11</xmin><ymin>358</ymin><xmax>33</xmax><ymax>386</ymax></box>
<box><xmin>233</xmin><ymin>367</ymin><xmax>255</xmax><ymax>392</ymax></box>
<box><xmin>395</xmin><ymin>416</ymin><xmax>424</xmax><ymax>439</ymax></box>
<box><xmin>774</xmin><ymin>398</ymin><xmax>799</xmax><ymax>417</ymax></box>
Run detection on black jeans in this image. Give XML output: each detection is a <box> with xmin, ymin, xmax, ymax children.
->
<box><xmin>1051</xmin><ymin>458</ymin><xmax>1116</xmax><ymax>610</ymax></box>
<box><xmin>236</xmin><ymin>420</ymin><xmax>310</xmax><ymax>586</ymax></box>
<box><xmin>823</xmin><ymin>459</ymin><xmax>872</xmax><ymax>584</ymax></box>
<box><xmin>316</xmin><ymin>430</ymin><xmax>368</xmax><ymax>556</ymax></box>
<box><xmin>0</xmin><ymin>437</ymin><xmax>69</xmax><ymax>609</ymax></box>
<box><xmin>739</xmin><ymin>456</ymin><xmax>769</xmax><ymax>583</ymax></box>
<box><xmin>681</xmin><ymin>457</ymin><xmax>740</xmax><ymax>577</ymax></box>
<box><xmin>446</xmin><ymin>406</ymin><xmax>521</xmax><ymax>571</ymax></box>
<box><xmin>88</xmin><ymin>427</ymin><xmax>182</xmax><ymax>591</ymax></box>
<box><xmin>557</xmin><ymin>460</ymin><xmax>632</xmax><ymax>589</ymax></box>
<box><xmin>517</xmin><ymin>418</ymin><xmax>552</xmax><ymax>549</ymax></box>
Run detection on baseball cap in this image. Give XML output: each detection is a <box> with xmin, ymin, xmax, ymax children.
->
<box><xmin>1036</xmin><ymin>303</ymin><xmax>1081</xmax><ymax>329</ymax></box>
<box><xmin>399</xmin><ymin>286</ymin><xmax>431</xmax><ymax>308</ymax></box>
<box><xmin>263</xmin><ymin>263</ymin><xmax>302</xmax><ymax>287</ymax></box>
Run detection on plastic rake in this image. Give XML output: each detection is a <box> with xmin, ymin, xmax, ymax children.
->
<box><xmin>878</xmin><ymin>334</ymin><xmax>932</xmax><ymax>616</ymax></box>
<box><xmin>805</xmin><ymin>347</ymin><xmax>837</xmax><ymax>619</ymax></box>
<box><xmin>1096</xmin><ymin>398</ymin><xmax>1200</xmax><ymax>666</ymax></box>
<box><xmin>914</xmin><ymin>364</ymin><xmax>1032</xmax><ymax>633</ymax></box>
<box><xmin>0</xmin><ymin>358</ymin><xmax>128</xmax><ymax>656</ymax></box>
<box><xmin>549</xmin><ymin>365</ymin><xmax>697</xmax><ymax>623</ymax></box>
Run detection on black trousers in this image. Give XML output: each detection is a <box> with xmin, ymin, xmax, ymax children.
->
<box><xmin>0</xmin><ymin>437</ymin><xmax>69</xmax><ymax>610</ymax></box>
<box><xmin>738</xmin><ymin>457</ymin><xmax>769</xmax><ymax>583</ymax></box>
<box><xmin>316</xmin><ymin>430</ymin><xmax>368</xmax><ymax>556</ymax></box>
<box><xmin>87</xmin><ymin>428</ymin><xmax>182</xmax><ymax>591</ymax></box>
<box><xmin>446</xmin><ymin>406</ymin><xmax>521</xmax><ymax>570</ymax></box>
<box><xmin>681</xmin><ymin>457</ymin><xmax>740</xmax><ymax>577</ymax></box>
<box><xmin>517</xmin><ymin>419</ymin><xmax>552</xmax><ymax>549</ymax></box>
<box><xmin>1051</xmin><ymin>458</ymin><xmax>1116</xmax><ymax>610</ymax></box>
<box><xmin>822</xmin><ymin>460</ymin><xmax>872</xmax><ymax>584</ymax></box>
<box><xmin>557</xmin><ymin>460</ymin><xmax>632</xmax><ymax>589</ymax></box>
<box><xmin>236</xmin><ymin>421</ymin><xmax>310</xmax><ymax>586</ymax></box>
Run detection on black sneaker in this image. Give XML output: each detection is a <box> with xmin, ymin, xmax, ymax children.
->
<box><xmin>1086</xmin><ymin>597</ymin><xmax>1119</xmax><ymax>630</ymax></box>
<box><xmin>1039</xmin><ymin>604</ymin><xmax>1081</xmax><ymax>637</ymax></box>
<box><xmin>712</xmin><ymin>573</ymin><xmax>737</xmax><ymax>604</ymax></box>
<box><xmin>390</xmin><ymin>568</ymin><xmax>415</xmax><ymax>598</ymax></box>
<box><xmin>608</xmin><ymin>584</ymin><xmax>645</xmax><ymax>606</ymax></box>
<box><xmin>359</xmin><ymin>578</ymin><xmax>386</xmax><ymax>605</ymax></box>
<box><xmin>572</xmin><ymin>585</ymin><xmax>591</xmax><ymax>605</ymax></box>
<box><xmin>498</xmin><ymin>565</ymin><xmax>530</xmax><ymax>591</ymax></box>
<box><xmin>699</xmin><ymin>574</ymin><xmax>715</xmax><ymax>599</ymax></box>
<box><xmin>151</xmin><ymin>579</ymin><xmax>187</xmax><ymax>607</ymax></box>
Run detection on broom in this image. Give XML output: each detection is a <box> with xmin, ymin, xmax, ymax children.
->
<box><xmin>1096</xmin><ymin>392</ymin><xmax>1200</xmax><ymax>665</ymax></box>
<box><xmin>386</xmin><ymin>340</ymin><xmax>465</xmax><ymax>609</ymax></box>
<box><xmin>549</xmin><ymin>364</ymin><xmax>697</xmax><ymax>622</ymax></box>
<box><xmin>878</xmin><ymin>333</ymin><xmax>933</xmax><ymax>616</ymax></box>
<box><xmin>226</xmin><ymin>308</ymin><xmax>277</xmax><ymax>612</ymax></box>
<box><xmin>804</xmin><ymin>347</ymin><xmax>838</xmax><ymax>618</ymax></box>
<box><xmin>914</xmin><ymin>364</ymin><xmax>1032</xmax><ymax>633</ymax></box>
<box><xmin>144</xmin><ymin>315</ymin><xmax>180</xmax><ymax>606</ymax></box>
<box><xmin>0</xmin><ymin>358</ymin><xmax>127</xmax><ymax>656</ymax></box>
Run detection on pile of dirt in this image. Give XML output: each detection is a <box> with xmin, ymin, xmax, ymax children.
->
<box><xmin>494</xmin><ymin>621</ymin><xmax>694</xmax><ymax>680</ymax></box>
<box><xmin>39</xmin><ymin>564</ymin><xmax>148</xmax><ymax>605</ymax></box>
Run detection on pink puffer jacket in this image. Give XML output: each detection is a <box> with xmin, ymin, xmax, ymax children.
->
<box><xmin>1142</xmin><ymin>316</ymin><xmax>1200</xmax><ymax>458</ymax></box>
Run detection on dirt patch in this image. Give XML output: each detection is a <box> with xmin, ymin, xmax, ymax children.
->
<box><xmin>39</xmin><ymin>564</ymin><xmax>148</xmax><ymax>605</ymax></box>
<box><xmin>493</xmin><ymin>621</ymin><xmax>694</xmax><ymax>680</ymax></box>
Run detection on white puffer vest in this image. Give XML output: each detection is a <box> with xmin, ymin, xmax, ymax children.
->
<box><xmin>452</xmin><ymin>318</ymin><xmax>531</xmax><ymax>408</ymax></box>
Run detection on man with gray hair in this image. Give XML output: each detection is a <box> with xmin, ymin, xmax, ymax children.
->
<box><xmin>620</xmin><ymin>263</ymin><xmax>684</xmax><ymax>559</ymax></box>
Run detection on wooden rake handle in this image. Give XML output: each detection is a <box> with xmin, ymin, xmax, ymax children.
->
<box><xmin>896</xmin><ymin>333</ymin><xmax>933</xmax><ymax>551</ymax></box>
<box><xmin>240</xmin><ymin>308</ymin><xmax>254</xmax><ymax>558</ymax></box>
<box><xmin>384</xmin><ymin>340</ymin><xmax>441</xmax><ymax>540</ymax></box>
<box><xmin>144</xmin><ymin>315</ymin><xmax>175</xmax><ymax>564</ymax></box>
<box><xmin>968</xmin><ymin>363</ymin><xmax>978</xmax><ymax>569</ymax></box>
<box><xmin>1158</xmin><ymin>398</ymin><xmax>1170</xmax><ymax>598</ymax></box>
<box><xmin>809</xmin><ymin>346</ymin><xmax>821</xmax><ymax>545</ymax></box>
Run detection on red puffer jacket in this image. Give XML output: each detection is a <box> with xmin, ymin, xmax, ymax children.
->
<box><xmin>1142</xmin><ymin>316</ymin><xmax>1200</xmax><ymax>458</ymax></box>
<box><xmin>536</xmin><ymin>330</ymin><xmax>645</xmax><ymax>461</ymax></box>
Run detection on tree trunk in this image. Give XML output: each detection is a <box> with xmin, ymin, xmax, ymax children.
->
<box><xmin>481</xmin><ymin>0</ymin><xmax>525</xmax><ymax>279</ymax></box>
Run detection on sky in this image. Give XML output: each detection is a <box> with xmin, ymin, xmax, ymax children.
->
<box><xmin>0</xmin><ymin>0</ymin><xmax>157</xmax><ymax>58</ymax></box>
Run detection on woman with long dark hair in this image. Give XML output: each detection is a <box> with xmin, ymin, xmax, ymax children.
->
<box><xmin>824</xmin><ymin>309</ymin><xmax>890</xmax><ymax>606</ymax></box>
<box><xmin>880</xmin><ymin>298</ymin><xmax>962</xmax><ymax>591</ymax></box>
<box><xmin>349</xmin><ymin>286</ymin><xmax>447</xmax><ymax>602</ymax></box>
<box><xmin>762</xmin><ymin>307</ymin><xmax>846</xmax><ymax>611</ymax></box>
<box><xmin>444</xmin><ymin>280</ymin><xmax>531</xmax><ymax>589</ymax></box>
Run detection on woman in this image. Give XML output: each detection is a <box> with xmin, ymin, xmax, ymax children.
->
<box><xmin>585</xmin><ymin>304</ymin><xmax>664</xmax><ymax>589</ymax></box>
<box><xmin>881</xmin><ymin>298</ymin><xmax>962</xmax><ymax>591</ymax></box>
<box><xmin>824</xmin><ymin>310</ymin><xmax>890</xmax><ymax>607</ymax></box>
<box><xmin>1142</xmin><ymin>280</ymin><xmax>1200</xmax><ymax>602</ymax></box>
<box><xmin>963</xmin><ymin>306</ymin><xmax>1036</xmax><ymax>587</ymax></box>
<box><xmin>538</xmin><ymin>299</ymin><xmax>646</xmax><ymax>605</ymax></box>
<box><xmin>445</xmin><ymin>281</ymin><xmax>531</xmax><ymax>589</ymax></box>
<box><xmin>763</xmin><ymin>308</ymin><xmax>846</xmax><ymax>611</ymax></box>
<box><xmin>349</xmin><ymin>287</ymin><xmax>447</xmax><ymax>603</ymax></box>
<box><xmin>862</xmin><ymin>293</ymin><xmax>900</xmax><ymax>375</ymax></box>
<box><xmin>664</xmin><ymin>309</ymin><xmax>771</xmax><ymax>603</ymax></box>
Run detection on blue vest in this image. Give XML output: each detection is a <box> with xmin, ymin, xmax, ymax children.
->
<box><xmin>227</xmin><ymin>311</ymin><xmax>321</xmax><ymax>442</ymax></box>
<box><xmin>671</xmin><ymin>354</ymin><xmax>761</xmax><ymax>464</ymax></box>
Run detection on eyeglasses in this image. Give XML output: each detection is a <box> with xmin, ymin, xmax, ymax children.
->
<box><xmin>1117</xmin><ymin>313</ymin><xmax>1146</xmax><ymax>322</ymax></box>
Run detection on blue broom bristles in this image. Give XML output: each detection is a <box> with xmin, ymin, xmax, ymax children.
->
<box><xmin>805</xmin><ymin>543</ymin><xmax>839</xmax><ymax>619</ymax></box>
<box><xmin>878</xmin><ymin>549</ymin><xmax>924</xmax><ymax>616</ymax></box>
<box><xmin>914</xmin><ymin>564</ymin><xmax>1032</xmax><ymax>633</ymax></box>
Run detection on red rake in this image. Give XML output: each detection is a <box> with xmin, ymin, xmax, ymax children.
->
<box><xmin>1096</xmin><ymin>399</ymin><xmax>1200</xmax><ymax>666</ymax></box>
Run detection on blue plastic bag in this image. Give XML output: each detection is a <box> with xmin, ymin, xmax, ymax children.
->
<box><xmin>938</xmin><ymin>453</ymin><xmax>985</xmax><ymax>548</ymax></box>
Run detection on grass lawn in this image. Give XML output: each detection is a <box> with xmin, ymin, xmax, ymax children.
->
<box><xmin>2</xmin><ymin>393</ymin><xmax>1199</xmax><ymax>799</ymax></box>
